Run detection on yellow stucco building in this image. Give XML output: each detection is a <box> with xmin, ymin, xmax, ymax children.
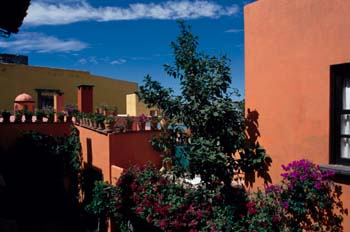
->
<box><xmin>0</xmin><ymin>54</ymin><xmax>138</xmax><ymax>114</ymax></box>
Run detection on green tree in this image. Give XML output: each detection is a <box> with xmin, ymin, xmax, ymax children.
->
<box><xmin>137</xmin><ymin>21</ymin><xmax>271</xmax><ymax>188</ymax></box>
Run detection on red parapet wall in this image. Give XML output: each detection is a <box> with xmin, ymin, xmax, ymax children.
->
<box><xmin>77</xmin><ymin>126</ymin><xmax>161</xmax><ymax>183</ymax></box>
<box><xmin>0</xmin><ymin>123</ymin><xmax>72</xmax><ymax>151</ymax></box>
<box><xmin>109</xmin><ymin>131</ymin><xmax>161</xmax><ymax>169</ymax></box>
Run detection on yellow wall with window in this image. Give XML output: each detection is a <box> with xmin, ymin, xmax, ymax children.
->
<box><xmin>0</xmin><ymin>63</ymin><xmax>138</xmax><ymax>113</ymax></box>
<box><xmin>126</xmin><ymin>93</ymin><xmax>159</xmax><ymax>116</ymax></box>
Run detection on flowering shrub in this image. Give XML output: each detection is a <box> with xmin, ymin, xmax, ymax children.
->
<box><xmin>233</xmin><ymin>188</ymin><xmax>285</xmax><ymax>232</ymax></box>
<box><xmin>236</xmin><ymin>160</ymin><xmax>348</xmax><ymax>232</ymax></box>
<box><xmin>280</xmin><ymin>160</ymin><xmax>348</xmax><ymax>231</ymax></box>
<box><xmin>64</xmin><ymin>104</ymin><xmax>78</xmax><ymax>116</ymax></box>
<box><xmin>138</xmin><ymin>113</ymin><xmax>148</xmax><ymax>123</ymax></box>
<box><xmin>114</xmin><ymin>164</ymin><xmax>245</xmax><ymax>232</ymax></box>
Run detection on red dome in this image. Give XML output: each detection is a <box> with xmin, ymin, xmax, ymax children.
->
<box><xmin>14</xmin><ymin>93</ymin><xmax>34</xmax><ymax>102</ymax></box>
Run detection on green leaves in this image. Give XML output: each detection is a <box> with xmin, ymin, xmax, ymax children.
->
<box><xmin>137</xmin><ymin>21</ymin><xmax>271</xmax><ymax>189</ymax></box>
<box><xmin>86</xmin><ymin>181</ymin><xmax>117</xmax><ymax>217</ymax></box>
<box><xmin>136</xmin><ymin>75</ymin><xmax>174</xmax><ymax>115</ymax></box>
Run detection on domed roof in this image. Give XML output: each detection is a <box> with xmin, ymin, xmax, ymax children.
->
<box><xmin>14</xmin><ymin>93</ymin><xmax>34</xmax><ymax>102</ymax></box>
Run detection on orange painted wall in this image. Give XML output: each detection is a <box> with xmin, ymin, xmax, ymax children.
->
<box><xmin>77</xmin><ymin>127</ymin><xmax>161</xmax><ymax>183</ymax></box>
<box><xmin>78</xmin><ymin>126</ymin><xmax>111</xmax><ymax>182</ymax></box>
<box><xmin>0</xmin><ymin>123</ymin><xmax>71</xmax><ymax>151</ymax></box>
<box><xmin>111</xmin><ymin>165</ymin><xmax>124</xmax><ymax>185</ymax></box>
<box><xmin>109</xmin><ymin>131</ymin><xmax>161</xmax><ymax>170</ymax></box>
<box><xmin>245</xmin><ymin>0</ymin><xmax>350</xmax><ymax>229</ymax></box>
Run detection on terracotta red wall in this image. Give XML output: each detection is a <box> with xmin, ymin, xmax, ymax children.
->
<box><xmin>0</xmin><ymin>123</ymin><xmax>72</xmax><ymax>150</ymax></box>
<box><xmin>109</xmin><ymin>131</ymin><xmax>161</xmax><ymax>170</ymax></box>
<box><xmin>245</xmin><ymin>0</ymin><xmax>350</xmax><ymax>229</ymax></box>
<box><xmin>77</xmin><ymin>127</ymin><xmax>161</xmax><ymax>183</ymax></box>
<box><xmin>77</xmin><ymin>85</ymin><xmax>93</xmax><ymax>113</ymax></box>
<box><xmin>78</xmin><ymin>126</ymin><xmax>111</xmax><ymax>182</ymax></box>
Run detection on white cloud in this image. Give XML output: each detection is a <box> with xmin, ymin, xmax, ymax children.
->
<box><xmin>34</xmin><ymin>0</ymin><xmax>82</xmax><ymax>3</ymax></box>
<box><xmin>0</xmin><ymin>32</ymin><xmax>88</xmax><ymax>53</ymax></box>
<box><xmin>77</xmin><ymin>58</ymin><xmax>88</xmax><ymax>65</ymax></box>
<box><xmin>24</xmin><ymin>0</ymin><xmax>239</xmax><ymax>26</ymax></box>
<box><xmin>225</xmin><ymin>28</ymin><xmax>243</xmax><ymax>33</ymax></box>
<box><xmin>76</xmin><ymin>56</ymin><xmax>99</xmax><ymax>65</ymax></box>
<box><xmin>110</xmin><ymin>59</ymin><xmax>127</xmax><ymax>65</ymax></box>
<box><xmin>76</xmin><ymin>56</ymin><xmax>126</xmax><ymax>66</ymax></box>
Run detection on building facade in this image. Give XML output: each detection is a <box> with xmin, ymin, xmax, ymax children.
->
<box><xmin>0</xmin><ymin>55</ymin><xmax>138</xmax><ymax>114</ymax></box>
<box><xmin>245</xmin><ymin>0</ymin><xmax>350</xmax><ymax>229</ymax></box>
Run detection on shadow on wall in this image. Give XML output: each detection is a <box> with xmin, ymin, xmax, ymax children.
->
<box><xmin>80</xmin><ymin>137</ymin><xmax>105</xmax><ymax>231</ymax></box>
<box><xmin>244</xmin><ymin>108</ymin><xmax>272</xmax><ymax>187</ymax></box>
<box><xmin>246</xmin><ymin>108</ymin><xmax>260</xmax><ymax>146</ymax></box>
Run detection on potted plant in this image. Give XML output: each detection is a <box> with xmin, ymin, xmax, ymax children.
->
<box><xmin>57</xmin><ymin>112</ymin><xmax>65</xmax><ymax>123</ymax></box>
<box><xmin>125</xmin><ymin>116</ymin><xmax>134</xmax><ymax>132</ymax></box>
<box><xmin>64</xmin><ymin>104</ymin><xmax>78</xmax><ymax>122</ymax></box>
<box><xmin>14</xmin><ymin>110</ymin><xmax>22</xmax><ymax>123</ymax></box>
<box><xmin>1</xmin><ymin>110</ymin><xmax>12</xmax><ymax>123</ymax></box>
<box><xmin>95</xmin><ymin>114</ymin><xmax>106</xmax><ymax>130</ymax></box>
<box><xmin>138</xmin><ymin>114</ymin><xmax>148</xmax><ymax>131</ymax></box>
<box><xmin>91</xmin><ymin>114</ymin><xmax>98</xmax><ymax>129</ymax></box>
<box><xmin>74</xmin><ymin>112</ymin><xmax>82</xmax><ymax>125</ymax></box>
<box><xmin>86</xmin><ymin>113</ymin><xmax>93</xmax><ymax>127</ymax></box>
<box><xmin>35</xmin><ymin>109</ymin><xmax>45</xmax><ymax>122</ymax></box>
<box><xmin>150</xmin><ymin>116</ymin><xmax>159</xmax><ymax>130</ymax></box>
<box><xmin>45</xmin><ymin>108</ymin><xmax>55</xmax><ymax>123</ymax></box>
<box><xmin>81</xmin><ymin>113</ymin><xmax>88</xmax><ymax>126</ymax></box>
<box><xmin>110</xmin><ymin>106</ymin><xmax>118</xmax><ymax>116</ymax></box>
<box><xmin>23</xmin><ymin>109</ymin><xmax>33</xmax><ymax>123</ymax></box>
<box><xmin>104</xmin><ymin>116</ymin><xmax>115</xmax><ymax>133</ymax></box>
<box><xmin>100</xmin><ymin>103</ymin><xmax>108</xmax><ymax>116</ymax></box>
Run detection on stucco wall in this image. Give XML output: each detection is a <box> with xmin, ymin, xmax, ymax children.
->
<box><xmin>78</xmin><ymin>126</ymin><xmax>111</xmax><ymax>182</ymax></box>
<box><xmin>0</xmin><ymin>63</ymin><xmax>138</xmax><ymax>113</ymax></box>
<box><xmin>109</xmin><ymin>131</ymin><xmax>161</xmax><ymax>170</ymax></box>
<box><xmin>78</xmin><ymin>126</ymin><xmax>161</xmax><ymax>183</ymax></box>
<box><xmin>245</xmin><ymin>0</ymin><xmax>350</xmax><ymax>229</ymax></box>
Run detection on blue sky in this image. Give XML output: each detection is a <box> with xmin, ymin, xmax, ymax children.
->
<box><xmin>0</xmin><ymin>0</ymin><xmax>256</xmax><ymax>97</ymax></box>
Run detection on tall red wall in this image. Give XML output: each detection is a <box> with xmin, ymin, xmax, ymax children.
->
<box><xmin>245</xmin><ymin>0</ymin><xmax>350</xmax><ymax>229</ymax></box>
<box><xmin>109</xmin><ymin>131</ymin><xmax>161</xmax><ymax>170</ymax></box>
<box><xmin>78</xmin><ymin>126</ymin><xmax>111</xmax><ymax>182</ymax></box>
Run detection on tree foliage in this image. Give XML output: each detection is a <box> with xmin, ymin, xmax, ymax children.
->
<box><xmin>137</xmin><ymin>21</ymin><xmax>271</xmax><ymax>187</ymax></box>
